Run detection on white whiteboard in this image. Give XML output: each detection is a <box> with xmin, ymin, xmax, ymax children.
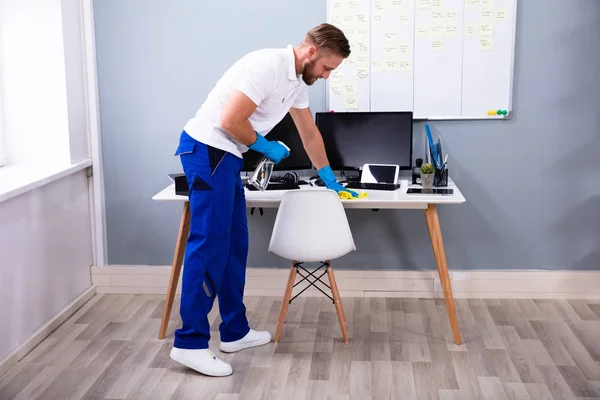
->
<box><xmin>325</xmin><ymin>0</ymin><xmax>517</xmax><ymax>119</ymax></box>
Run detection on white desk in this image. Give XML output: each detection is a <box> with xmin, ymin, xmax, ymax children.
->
<box><xmin>153</xmin><ymin>179</ymin><xmax>466</xmax><ymax>345</ymax></box>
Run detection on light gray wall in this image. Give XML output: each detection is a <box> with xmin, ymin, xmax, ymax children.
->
<box><xmin>94</xmin><ymin>0</ymin><xmax>600</xmax><ymax>270</ymax></box>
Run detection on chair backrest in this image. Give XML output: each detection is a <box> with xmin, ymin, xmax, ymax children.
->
<box><xmin>268</xmin><ymin>189</ymin><xmax>356</xmax><ymax>262</ymax></box>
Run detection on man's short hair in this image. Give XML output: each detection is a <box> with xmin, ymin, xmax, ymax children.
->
<box><xmin>305</xmin><ymin>23</ymin><xmax>351</xmax><ymax>58</ymax></box>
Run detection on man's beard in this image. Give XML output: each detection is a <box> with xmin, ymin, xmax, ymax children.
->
<box><xmin>302</xmin><ymin>60</ymin><xmax>319</xmax><ymax>85</ymax></box>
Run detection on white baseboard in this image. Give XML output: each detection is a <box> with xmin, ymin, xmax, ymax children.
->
<box><xmin>91</xmin><ymin>266</ymin><xmax>600</xmax><ymax>299</ymax></box>
<box><xmin>0</xmin><ymin>285</ymin><xmax>96</xmax><ymax>377</ymax></box>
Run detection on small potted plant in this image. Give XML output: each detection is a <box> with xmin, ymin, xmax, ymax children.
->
<box><xmin>420</xmin><ymin>162</ymin><xmax>435</xmax><ymax>189</ymax></box>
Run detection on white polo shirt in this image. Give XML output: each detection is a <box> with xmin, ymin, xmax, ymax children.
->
<box><xmin>183</xmin><ymin>44</ymin><xmax>310</xmax><ymax>158</ymax></box>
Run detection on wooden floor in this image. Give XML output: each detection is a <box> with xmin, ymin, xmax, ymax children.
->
<box><xmin>1</xmin><ymin>294</ymin><xmax>600</xmax><ymax>400</ymax></box>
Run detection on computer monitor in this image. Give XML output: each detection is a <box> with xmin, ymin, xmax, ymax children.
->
<box><xmin>315</xmin><ymin>111</ymin><xmax>413</xmax><ymax>171</ymax></box>
<box><xmin>242</xmin><ymin>112</ymin><xmax>312</xmax><ymax>172</ymax></box>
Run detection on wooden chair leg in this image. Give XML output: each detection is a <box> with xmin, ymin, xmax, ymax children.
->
<box><xmin>158</xmin><ymin>202</ymin><xmax>190</xmax><ymax>339</ymax></box>
<box><xmin>274</xmin><ymin>262</ymin><xmax>297</xmax><ymax>343</ymax></box>
<box><xmin>326</xmin><ymin>262</ymin><xmax>349</xmax><ymax>343</ymax></box>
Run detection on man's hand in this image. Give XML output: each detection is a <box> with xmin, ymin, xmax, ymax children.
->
<box><xmin>248</xmin><ymin>134</ymin><xmax>290</xmax><ymax>164</ymax></box>
<box><xmin>318</xmin><ymin>166</ymin><xmax>359</xmax><ymax>198</ymax></box>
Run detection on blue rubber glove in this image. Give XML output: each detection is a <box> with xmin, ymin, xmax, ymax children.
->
<box><xmin>318</xmin><ymin>166</ymin><xmax>359</xmax><ymax>198</ymax></box>
<box><xmin>248</xmin><ymin>133</ymin><xmax>290</xmax><ymax>164</ymax></box>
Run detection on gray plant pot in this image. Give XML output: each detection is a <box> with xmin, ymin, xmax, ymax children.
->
<box><xmin>421</xmin><ymin>173</ymin><xmax>434</xmax><ymax>189</ymax></box>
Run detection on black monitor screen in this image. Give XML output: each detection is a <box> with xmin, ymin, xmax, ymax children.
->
<box><xmin>315</xmin><ymin>111</ymin><xmax>413</xmax><ymax>170</ymax></box>
<box><xmin>242</xmin><ymin>113</ymin><xmax>312</xmax><ymax>171</ymax></box>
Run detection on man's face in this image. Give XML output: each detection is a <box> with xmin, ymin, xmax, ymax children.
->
<box><xmin>302</xmin><ymin>48</ymin><xmax>344</xmax><ymax>85</ymax></box>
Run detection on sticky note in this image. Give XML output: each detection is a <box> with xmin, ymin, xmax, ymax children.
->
<box><xmin>345</xmin><ymin>97</ymin><xmax>358</xmax><ymax>109</ymax></box>
<box><xmin>371</xmin><ymin>60</ymin><xmax>385</xmax><ymax>72</ymax></box>
<box><xmin>331</xmin><ymin>16</ymin><xmax>341</xmax><ymax>25</ymax></box>
<box><xmin>480</xmin><ymin>24</ymin><xmax>493</xmax><ymax>36</ymax></box>
<box><xmin>372</xmin><ymin>13</ymin><xmax>384</xmax><ymax>24</ymax></box>
<box><xmin>356</xmin><ymin>55</ymin><xmax>368</xmax><ymax>66</ymax></box>
<box><xmin>349</xmin><ymin>0</ymin><xmax>360</xmax><ymax>8</ymax></box>
<box><xmin>344</xmin><ymin>83</ymin><xmax>356</xmax><ymax>94</ymax></box>
<box><xmin>331</xmin><ymin>70</ymin><xmax>343</xmax><ymax>82</ymax></box>
<box><xmin>431</xmin><ymin>11</ymin><xmax>444</xmax><ymax>20</ymax></box>
<box><xmin>446</xmin><ymin>25</ymin><xmax>458</xmax><ymax>35</ymax></box>
<box><xmin>356</xmin><ymin>13</ymin><xmax>367</xmax><ymax>24</ymax></box>
<box><xmin>479</xmin><ymin>38</ymin><xmax>493</xmax><ymax>50</ymax></box>
<box><xmin>465</xmin><ymin>24</ymin><xmax>478</xmax><ymax>36</ymax></box>
<box><xmin>398</xmin><ymin>60</ymin><xmax>412</xmax><ymax>71</ymax></box>
<box><xmin>466</xmin><ymin>0</ymin><xmax>480</xmax><ymax>7</ymax></box>
<box><xmin>357</xmin><ymin>41</ymin><xmax>369</xmax><ymax>53</ymax></box>
<box><xmin>417</xmin><ymin>25</ymin><xmax>430</xmax><ymax>36</ymax></box>
<box><xmin>446</xmin><ymin>11</ymin><xmax>458</xmax><ymax>20</ymax></box>
<box><xmin>332</xmin><ymin>0</ymin><xmax>342</xmax><ymax>9</ymax></box>
<box><xmin>374</xmin><ymin>0</ymin><xmax>384</xmax><ymax>11</ymax></box>
<box><xmin>431</xmin><ymin>39</ymin><xmax>444</xmax><ymax>51</ymax></box>
<box><xmin>385</xmin><ymin>46</ymin><xmax>399</xmax><ymax>57</ymax></box>
<box><xmin>330</xmin><ymin>84</ymin><xmax>343</xmax><ymax>96</ymax></box>
<box><xmin>385</xmin><ymin>60</ymin><xmax>398</xmax><ymax>71</ymax></box>
<box><xmin>495</xmin><ymin>9</ymin><xmax>508</xmax><ymax>21</ymax></box>
<box><xmin>418</xmin><ymin>0</ymin><xmax>431</xmax><ymax>9</ymax></box>
<box><xmin>399</xmin><ymin>44</ymin><xmax>411</xmax><ymax>54</ymax></box>
<box><xmin>481</xmin><ymin>0</ymin><xmax>493</xmax><ymax>7</ymax></box>
<box><xmin>432</xmin><ymin>0</ymin><xmax>444</xmax><ymax>7</ymax></box>
<box><xmin>358</xmin><ymin>28</ymin><xmax>369</xmax><ymax>37</ymax></box>
<box><xmin>431</xmin><ymin>25</ymin><xmax>445</xmax><ymax>36</ymax></box>
<box><xmin>391</xmin><ymin>0</ymin><xmax>403</xmax><ymax>8</ymax></box>
<box><xmin>372</xmin><ymin>60</ymin><xmax>385</xmax><ymax>72</ymax></box>
<box><xmin>357</xmin><ymin>68</ymin><xmax>369</xmax><ymax>80</ymax></box>
<box><xmin>399</xmin><ymin>13</ymin><xmax>411</xmax><ymax>24</ymax></box>
<box><xmin>481</xmin><ymin>10</ymin><xmax>493</xmax><ymax>19</ymax></box>
<box><xmin>384</xmin><ymin>31</ymin><xmax>397</xmax><ymax>44</ymax></box>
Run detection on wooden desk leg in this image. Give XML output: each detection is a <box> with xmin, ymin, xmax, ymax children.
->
<box><xmin>424</xmin><ymin>204</ymin><xmax>463</xmax><ymax>345</ymax></box>
<box><xmin>158</xmin><ymin>201</ymin><xmax>191</xmax><ymax>339</ymax></box>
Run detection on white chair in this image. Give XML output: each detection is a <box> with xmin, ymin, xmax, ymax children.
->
<box><xmin>268</xmin><ymin>189</ymin><xmax>356</xmax><ymax>343</ymax></box>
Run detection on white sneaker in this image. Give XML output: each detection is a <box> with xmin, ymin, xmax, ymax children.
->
<box><xmin>220</xmin><ymin>329</ymin><xmax>272</xmax><ymax>353</ymax></box>
<box><xmin>169</xmin><ymin>347</ymin><xmax>232</xmax><ymax>377</ymax></box>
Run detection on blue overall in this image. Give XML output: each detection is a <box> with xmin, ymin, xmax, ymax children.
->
<box><xmin>173</xmin><ymin>131</ymin><xmax>250</xmax><ymax>349</ymax></box>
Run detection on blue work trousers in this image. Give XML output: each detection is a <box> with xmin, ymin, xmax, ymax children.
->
<box><xmin>173</xmin><ymin>131</ymin><xmax>250</xmax><ymax>349</ymax></box>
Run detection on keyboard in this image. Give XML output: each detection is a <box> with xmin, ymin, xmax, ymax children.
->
<box><xmin>245</xmin><ymin>182</ymin><xmax>300</xmax><ymax>191</ymax></box>
<box><xmin>344</xmin><ymin>182</ymin><xmax>401</xmax><ymax>191</ymax></box>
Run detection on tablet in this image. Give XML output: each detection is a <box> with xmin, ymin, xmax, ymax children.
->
<box><xmin>361</xmin><ymin>164</ymin><xmax>399</xmax><ymax>184</ymax></box>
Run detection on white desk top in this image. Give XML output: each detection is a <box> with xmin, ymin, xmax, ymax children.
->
<box><xmin>153</xmin><ymin>179</ymin><xmax>466</xmax><ymax>210</ymax></box>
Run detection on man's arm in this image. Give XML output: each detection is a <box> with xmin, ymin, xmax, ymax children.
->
<box><xmin>220</xmin><ymin>90</ymin><xmax>260</xmax><ymax>146</ymax></box>
<box><xmin>289</xmin><ymin>107</ymin><xmax>330</xmax><ymax>170</ymax></box>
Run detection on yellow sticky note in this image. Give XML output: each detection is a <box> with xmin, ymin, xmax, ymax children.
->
<box><xmin>399</xmin><ymin>13</ymin><xmax>412</xmax><ymax>24</ymax></box>
<box><xmin>399</xmin><ymin>44</ymin><xmax>411</xmax><ymax>54</ymax></box>
<box><xmin>418</xmin><ymin>0</ymin><xmax>431</xmax><ymax>9</ymax></box>
<box><xmin>372</xmin><ymin>13</ymin><xmax>384</xmax><ymax>24</ymax></box>
<box><xmin>331</xmin><ymin>70</ymin><xmax>343</xmax><ymax>81</ymax></box>
<box><xmin>391</xmin><ymin>0</ymin><xmax>403</xmax><ymax>8</ymax></box>
<box><xmin>398</xmin><ymin>60</ymin><xmax>412</xmax><ymax>71</ymax></box>
<box><xmin>345</xmin><ymin>97</ymin><xmax>358</xmax><ymax>109</ymax></box>
<box><xmin>465</xmin><ymin>24</ymin><xmax>478</xmax><ymax>36</ymax></box>
<box><xmin>431</xmin><ymin>39</ymin><xmax>444</xmax><ymax>51</ymax></box>
<box><xmin>432</xmin><ymin>0</ymin><xmax>444</xmax><ymax>7</ymax></box>
<box><xmin>372</xmin><ymin>60</ymin><xmax>385</xmax><ymax>72</ymax></box>
<box><xmin>385</xmin><ymin>46</ymin><xmax>399</xmax><ymax>57</ymax></box>
<box><xmin>384</xmin><ymin>31</ymin><xmax>397</xmax><ymax>44</ymax></box>
<box><xmin>330</xmin><ymin>84</ymin><xmax>343</xmax><ymax>96</ymax></box>
<box><xmin>349</xmin><ymin>0</ymin><xmax>360</xmax><ymax>8</ymax></box>
<box><xmin>480</xmin><ymin>24</ymin><xmax>493</xmax><ymax>36</ymax></box>
<box><xmin>331</xmin><ymin>16</ymin><xmax>341</xmax><ymax>25</ymax></box>
<box><xmin>479</xmin><ymin>38</ymin><xmax>493</xmax><ymax>50</ymax></box>
<box><xmin>431</xmin><ymin>11</ymin><xmax>444</xmax><ymax>20</ymax></box>
<box><xmin>356</xmin><ymin>55</ymin><xmax>368</xmax><ymax>66</ymax></box>
<box><xmin>344</xmin><ymin>84</ymin><xmax>356</xmax><ymax>94</ymax></box>
<box><xmin>495</xmin><ymin>9</ymin><xmax>508</xmax><ymax>21</ymax></box>
<box><xmin>446</xmin><ymin>25</ymin><xmax>458</xmax><ymax>35</ymax></box>
<box><xmin>385</xmin><ymin>60</ymin><xmax>398</xmax><ymax>71</ymax></box>
<box><xmin>332</xmin><ymin>0</ymin><xmax>342</xmax><ymax>9</ymax></box>
<box><xmin>481</xmin><ymin>0</ymin><xmax>493</xmax><ymax>7</ymax></box>
<box><xmin>466</xmin><ymin>0</ymin><xmax>480</xmax><ymax>7</ymax></box>
<box><xmin>446</xmin><ymin>10</ymin><xmax>458</xmax><ymax>20</ymax></box>
<box><xmin>374</xmin><ymin>0</ymin><xmax>384</xmax><ymax>11</ymax></box>
<box><xmin>431</xmin><ymin>25</ymin><xmax>445</xmax><ymax>36</ymax></box>
<box><xmin>357</xmin><ymin>40</ymin><xmax>369</xmax><ymax>53</ymax></box>
<box><xmin>481</xmin><ymin>10</ymin><xmax>493</xmax><ymax>19</ymax></box>
<box><xmin>357</xmin><ymin>68</ymin><xmax>369</xmax><ymax>80</ymax></box>
<box><xmin>417</xmin><ymin>25</ymin><xmax>430</xmax><ymax>36</ymax></box>
<box><xmin>356</xmin><ymin>13</ymin><xmax>367</xmax><ymax>24</ymax></box>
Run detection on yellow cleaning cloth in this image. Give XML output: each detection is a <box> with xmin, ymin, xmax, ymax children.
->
<box><xmin>339</xmin><ymin>191</ymin><xmax>368</xmax><ymax>200</ymax></box>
